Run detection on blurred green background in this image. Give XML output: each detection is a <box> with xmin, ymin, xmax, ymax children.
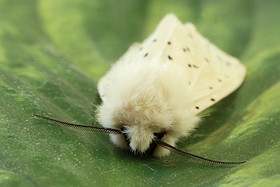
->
<box><xmin>1</xmin><ymin>0</ymin><xmax>280</xmax><ymax>186</ymax></box>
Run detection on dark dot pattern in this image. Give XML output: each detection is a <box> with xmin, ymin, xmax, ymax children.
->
<box><xmin>136</xmin><ymin>20</ymin><xmax>244</xmax><ymax>114</ymax></box>
<box><xmin>182</xmin><ymin>47</ymin><xmax>190</xmax><ymax>52</ymax></box>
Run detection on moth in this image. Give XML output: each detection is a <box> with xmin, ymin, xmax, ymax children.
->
<box><xmin>34</xmin><ymin>14</ymin><xmax>246</xmax><ymax>164</ymax></box>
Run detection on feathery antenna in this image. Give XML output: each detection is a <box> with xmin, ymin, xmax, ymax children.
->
<box><xmin>33</xmin><ymin>114</ymin><xmax>246</xmax><ymax>164</ymax></box>
<box><xmin>33</xmin><ymin>114</ymin><xmax>122</xmax><ymax>134</ymax></box>
<box><xmin>154</xmin><ymin>139</ymin><xmax>246</xmax><ymax>165</ymax></box>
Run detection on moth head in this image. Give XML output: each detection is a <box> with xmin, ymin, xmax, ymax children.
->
<box><xmin>97</xmin><ymin>82</ymin><xmax>176</xmax><ymax>156</ymax></box>
<box><xmin>121</xmin><ymin>125</ymin><xmax>166</xmax><ymax>156</ymax></box>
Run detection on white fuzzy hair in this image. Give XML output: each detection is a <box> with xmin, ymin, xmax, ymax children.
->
<box><xmin>96</xmin><ymin>54</ymin><xmax>199</xmax><ymax>157</ymax></box>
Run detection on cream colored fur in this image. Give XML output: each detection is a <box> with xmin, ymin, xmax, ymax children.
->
<box><xmin>96</xmin><ymin>55</ymin><xmax>199</xmax><ymax>157</ymax></box>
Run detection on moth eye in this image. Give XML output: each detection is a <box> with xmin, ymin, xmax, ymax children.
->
<box><xmin>120</xmin><ymin>126</ymin><xmax>126</xmax><ymax>132</ymax></box>
<box><xmin>153</xmin><ymin>131</ymin><xmax>166</xmax><ymax>140</ymax></box>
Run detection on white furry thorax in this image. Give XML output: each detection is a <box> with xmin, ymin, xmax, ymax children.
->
<box><xmin>97</xmin><ymin>57</ymin><xmax>199</xmax><ymax>156</ymax></box>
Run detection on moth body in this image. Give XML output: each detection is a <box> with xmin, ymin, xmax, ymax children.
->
<box><xmin>97</xmin><ymin>57</ymin><xmax>199</xmax><ymax>156</ymax></box>
<box><xmin>97</xmin><ymin>14</ymin><xmax>246</xmax><ymax>157</ymax></box>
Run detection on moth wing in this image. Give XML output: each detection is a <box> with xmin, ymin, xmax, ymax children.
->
<box><xmin>98</xmin><ymin>14</ymin><xmax>246</xmax><ymax>114</ymax></box>
<box><xmin>135</xmin><ymin>14</ymin><xmax>246</xmax><ymax>114</ymax></box>
<box><xmin>181</xmin><ymin>22</ymin><xmax>246</xmax><ymax>113</ymax></box>
<box><xmin>97</xmin><ymin>43</ymin><xmax>141</xmax><ymax>101</ymax></box>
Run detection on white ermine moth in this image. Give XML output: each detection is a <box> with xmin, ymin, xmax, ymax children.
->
<box><xmin>96</xmin><ymin>14</ymin><xmax>246</xmax><ymax>157</ymax></box>
<box><xmin>34</xmin><ymin>14</ymin><xmax>246</xmax><ymax>164</ymax></box>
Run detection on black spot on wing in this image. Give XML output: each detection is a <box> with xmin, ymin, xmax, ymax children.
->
<box><xmin>144</xmin><ymin>53</ymin><xmax>148</xmax><ymax>57</ymax></box>
<box><xmin>193</xmin><ymin>65</ymin><xmax>199</xmax><ymax>69</ymax></box>
<box><xmin>182</xmin><ymin>47</ymin><xmax>190</xmax><ymax>53</ymax></box>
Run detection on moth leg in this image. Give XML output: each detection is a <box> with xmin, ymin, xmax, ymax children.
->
<box><xmin>109</xmin><ymin>134</ymin><xmax>128</xmax><ymax>150</ymax></box>
<box><xmin>153</xmin><ymin>133</ymin><xmax>179</xmax><ymax>157</ymax></box>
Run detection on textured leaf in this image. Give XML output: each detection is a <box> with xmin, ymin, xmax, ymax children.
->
<box><xmin>1</xmin><ymin>0</ymin><xmax>280</xmax><ymax>186</ymax></box>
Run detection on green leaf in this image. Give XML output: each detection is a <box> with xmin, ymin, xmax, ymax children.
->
<box><xmin>1</xmin><ymin>0</ymin><xmax>280</xmax><ymax>186</ymax></box>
